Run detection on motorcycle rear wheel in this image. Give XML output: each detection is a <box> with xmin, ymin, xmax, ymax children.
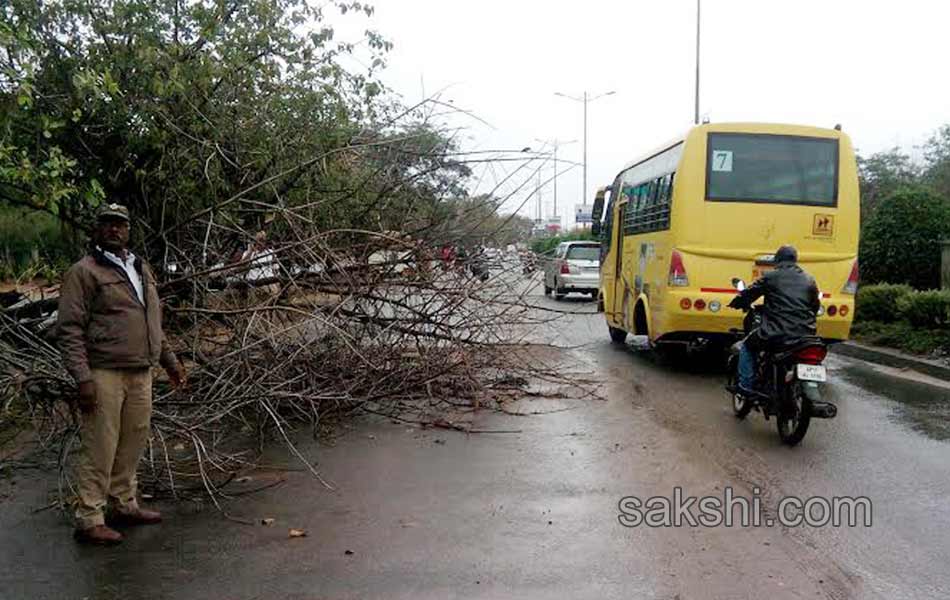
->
<box><xmin>777</xmin><ymin>381</ymin><xmax>812</xmax><ymax>446</ymax></box>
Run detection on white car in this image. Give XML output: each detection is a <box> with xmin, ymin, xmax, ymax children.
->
<box><xmin>543</xmin><ymin>241</ymin><xmax>601</xmax><ymax>300</ymax></box>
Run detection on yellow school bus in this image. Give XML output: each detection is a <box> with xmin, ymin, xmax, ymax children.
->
<box><xmin>593</xmin><ymin>122</ymin><xmax>859</xmax><ymax>350</ymax></box>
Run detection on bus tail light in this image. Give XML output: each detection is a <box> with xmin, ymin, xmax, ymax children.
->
<box><xmin>694</xmin><ymin>299</ymin><xmax>707</xmax><ymax>311</ymax></box>
<box><xmin>680</xmin><ymin>298</ymin><xmax>692</xmax><ymax>310</ymax></box>
<box><xmin>843</xmin><ymin>260</ymin><xmax>859</xmax><ymax>294</ymax></box>
<box><xmin>827</xmin><ymin>305</ymin><xmax>837</xmax><ymax>316</ymax></box>
<box><xmin>668</xmin><ymin>250</ymin><xmax>689</xmax><ymax>287</ymax></box>
<box><xmin>839</xmin><ymin>305</ymin><xmax>849</xmax><ymax>317</ymax></box>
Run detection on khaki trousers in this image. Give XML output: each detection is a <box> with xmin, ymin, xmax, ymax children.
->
<box><xmin>74</xmin><ymin>368</ymin><xmax>153</xmax><ymax>529</ymax></box>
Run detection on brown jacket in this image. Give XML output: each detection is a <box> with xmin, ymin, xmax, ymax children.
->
<box><xmin>56</xmin><ymin>248</ymin><xmax>177</xmax><ymax>383</ymax></box>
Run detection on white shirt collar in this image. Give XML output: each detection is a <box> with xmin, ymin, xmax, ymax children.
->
<box><xmin>97</xmin><ymin>246</ymin><xmax>136</xmax><ymax>266</ymax></box>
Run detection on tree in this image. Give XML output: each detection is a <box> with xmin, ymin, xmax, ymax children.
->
<box><xmin>857</xmin><ymin>147</ymin><xmax>920</xmax><ymax>218</ymax></box>
<box><xmin>922</xmin><ymin>124</ymin><xmax>950</xmax><ymax>200</ymax></box>
<box><xmin>859</xmin><ymin>187</ymin><xmax>950</xmax><ymax>290</ymax></box>
<box><xmin>2</xmin><ymin>0</ymin><xmax>466</xmax><ymax>272</ymax></box>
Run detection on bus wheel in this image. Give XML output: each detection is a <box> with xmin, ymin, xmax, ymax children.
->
<box><xmin>608</xmin><ymin>326</ymin><xmax>627</xmax><ymax>344</ymax></box>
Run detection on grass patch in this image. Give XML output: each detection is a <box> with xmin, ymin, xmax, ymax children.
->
<box><xmin>851</xmin><ymin>320</ymin><xmax>950</xmax><ymax>356</ymax></box>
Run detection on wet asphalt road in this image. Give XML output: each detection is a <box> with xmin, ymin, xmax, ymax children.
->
<box><xmin>2</xmin><ymin>276</ymin><xmax>949</xmax><ymax>599</ymax></box>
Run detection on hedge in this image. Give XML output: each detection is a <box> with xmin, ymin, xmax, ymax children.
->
<box><xmin>896</xmin><ymin>289</ymin><xmax>950</xmax><ymax>329</ymax></box>
<box><xmin>855</xmin><ymin>283</ymin><xmax>914</xmax><ymax>323</ymax></box>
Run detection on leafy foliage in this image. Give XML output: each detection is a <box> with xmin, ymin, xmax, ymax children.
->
<box><xmin>896</xmin><ymin>289</ymin><xmax>950</xmax><ymax>329</ymax></box>
<box><xmin>855</xmin><ymin>283</ymin><xmax>914</xmax><ymax>323</ymax></box>
<box><xmin>1</xmin><ymin>0</ymin><xmax>490</xmax><ymax>276</ymax></box>
<box><xmin>858</xmin><ymin>187</ymin><xmax>950</xmax><ymax>289</ymax></box>
<box><xmin>850</xmin><ymin>320</ymin><xmax>950</xmax><ymax>356</ymax></box>
<box><xmin>530</xmin><ymin>230</ymin><xmax>597</xmax><ymax>256</ymax></box>
<box><xmin>923</xmin><ymin>124</ymin><xmax>950</xmax><ymax>201</ymax></box>
<box><xmin>857</xmin><ymin>147</ymin><xmax>920</xmax><ymax>218</ymax></box>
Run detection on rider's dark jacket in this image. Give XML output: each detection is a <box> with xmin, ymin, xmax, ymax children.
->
<box><xmin>730</xmin><ymin>262</ymin><xmax>821</xmax><ymax>344</ymax></box>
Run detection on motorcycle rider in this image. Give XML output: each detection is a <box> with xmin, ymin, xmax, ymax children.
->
<box><xmin>728</xmin><ymin>245</ymin><xmax>821</xmax><ymax>396</ymax></box>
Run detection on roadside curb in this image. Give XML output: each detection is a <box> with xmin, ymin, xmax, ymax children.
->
<box><xmin>831</xmin><ymin>341</ymin><xmax>950</xmax><ymax>382</ymax></box>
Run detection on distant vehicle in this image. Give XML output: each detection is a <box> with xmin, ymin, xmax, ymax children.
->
<box><xmin>543</xmin><ymin>241</ymin><xmax>600</xmax><ymax>300</ymax></box>
<box><xmin>468</xmin><ymin>253</ymin><xmax>490</xmax><ymax>281</ymax></box>
<box><xmin>481</xmin><ymin>247</ymin><xmax>503</xmax><ymax>269</ymax></box>
<box><xmin>593</xmin><ymin>122</ymin><xmax>860</xmax><ymax>351</ymax></box>
<box><xmin>520</xmin><ymin>251</ymin><xmax>537</xmax><ymax>275</ymax></box>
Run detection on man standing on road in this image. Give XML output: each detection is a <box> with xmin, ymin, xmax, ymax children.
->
<box><xmin>57</xmin><ymin>203</ymin><xmax>186</xmax><ymax>545</ymax></box>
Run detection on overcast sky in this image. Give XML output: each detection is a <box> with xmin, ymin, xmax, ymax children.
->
<box><xmin>353</xmin><ymin>0</ymin><xmax>950</xmax><ymax>226</ymax></box>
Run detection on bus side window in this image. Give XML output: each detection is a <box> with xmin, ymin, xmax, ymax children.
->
<box><xmin>643</xmin><ymin>182</ymin><xmax>656</xmax><ymax>229</ymax></box>
<box><xmin>660</xmin><ymin>173</ymin><xmax>674</xmax><ymax>229</ymax></box>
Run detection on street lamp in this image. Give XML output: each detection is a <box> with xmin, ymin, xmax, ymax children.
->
<box><xmin>694</xmin><ymin>0</ymin><xmax>701</xmax><ymax>125</ymax></box>
<box><xmin>554</xmin><ymin>90</ymin><xmax>616</xmax><ymax>208</ymax></box>
<box><xmin>534</xmin><ymin>138</ymin><xmax>576</xmax><ymax>223</ymax></box>
<box><xmin>521</xmin><ymin>146</ymin><xmax>543</xmax><ymax>223</ymax></box>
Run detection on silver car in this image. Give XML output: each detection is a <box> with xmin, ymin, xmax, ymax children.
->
<box><xmin>543</xmin><ymin>241</ymin><xmax>601</xmax><ymax>300</ymax></box>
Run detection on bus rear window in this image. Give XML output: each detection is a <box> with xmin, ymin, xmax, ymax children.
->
<box><xmin>566</xmin><ymin>245</ymin><xmax>599</xmax><ymax>260</ymax></box>
<box><xmin>706</xmin><ymin>133</ymin><xmax>838</xmax><ymax>206</ymax></box>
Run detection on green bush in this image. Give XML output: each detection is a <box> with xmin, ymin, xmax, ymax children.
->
<box><xmin>855</xmin><ymin>283</ymin><xmax>914</xmax><ymax>323</ymax></box>
<box><xmin>850</xmin><ymin>319</ymin><xmax>950</xmax><ymax>355</ymax></box>
<box><xmin>897</xmin><ymin>289</ymin><xmax>950</xmax><ymax>329</ymax></box>
<box><xmin>530</xmin><ymin>231</ymin><xmax>596</xmax><ymax>256</ymax></box>
<box><xmin>859</xmin><ymin>186</ymin><xmax>950</xmax><ymax>289</ymax></box>
<box><xmin>0</xmin><ymin>205</ymin><xmax>78</xmax><ymax>280</ymax></box>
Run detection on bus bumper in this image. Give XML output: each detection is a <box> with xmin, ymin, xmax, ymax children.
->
<box><xmin>657</xmin><ymin>292</ymin><xmax>854</xmax><ymax>342</ymax></box>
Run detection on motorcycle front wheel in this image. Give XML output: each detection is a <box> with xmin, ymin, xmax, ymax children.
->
<box><xmin>726</xmin><ymin>356</ymin><xmax>752</xmax><ymax>419</ymax></box>
<box><xmin>777</xmin><ymin>381</ymin><xmax>812</xmax><ymax>446</ymax></box>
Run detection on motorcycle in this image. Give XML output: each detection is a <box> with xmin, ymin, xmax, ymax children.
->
<box><xmin>468</xmin><ymin>254</ymin><xmax>491</xmax><ymax>282</ymax></box>
<box><xmin>725</xmin><ymin>277</ymin><xmax>837</xmax><ymax>446</ymax></box>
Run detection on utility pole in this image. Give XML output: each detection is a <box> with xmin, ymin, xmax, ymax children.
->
<box><xmin>537</xmin><ymin>162</ymin><xmax>542</xmax><ymax>223</ymax></box>
<box><xmin>534</xmin><ymin>138</ymin><xmax>576</xmax><ymax>229</ymax></box>
<box><xmin>582</xmin><ymin>91</ymin><xmax>588</xmax><ymax>207</ymax></box>
<box><xmin>553</xmin><ymin>142</ymin><xmax>558</xmax><ymax>219</ymax></box>
<box><xmin>694</xmin><ymin>0</ymin><xmax>701</xmax><ymax>124</ymax></box>
<box><xmin>554</xmin><ymin>90</ymin><xmax>615</xmax><ymax>208</ymax></box>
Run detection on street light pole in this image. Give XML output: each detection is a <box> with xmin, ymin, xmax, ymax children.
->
<box><xmin>583</xmin><ymin>91</ymin><xmax>588</xmax><ymax>209</ymax></box>
<box><xmin>534</xmin><ymin>138</ymin><xmax>577</xmax><ymax>230</ymax></box>
<box><xmin>553</xmin><ymin>143</ymin><xmax>558</xmax><ymax>218</ymax></box>
<box><xmin>537</xmin><ymin>161</ymin><xmax>542</xmax><ymax>222</ymax></box>
<box><xmin>554</xmin><ymin>90</ymin><xmax>616</xmax><ymax>208</ymax></box>
<box><xmin>694</xmin><ymin>0</ymin><xmax>701</xmax><ymax>125</ymax></box>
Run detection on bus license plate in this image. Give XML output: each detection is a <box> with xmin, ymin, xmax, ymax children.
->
<box><xmin>796</xmin><ymin>364</ymin><xmax>827</xmax><ymax>382</ymax></box>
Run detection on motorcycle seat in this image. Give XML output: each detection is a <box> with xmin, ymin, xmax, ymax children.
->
<box><xmin>771</xmin><ymin>337</ymin><xmax>825</xmax><ymax>362</ymax></box>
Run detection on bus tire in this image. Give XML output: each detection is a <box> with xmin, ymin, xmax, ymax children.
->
<box><xmin>608</xmin><ymin>326</ymin><xmax>627</xmax><ymax>344</ymax></box>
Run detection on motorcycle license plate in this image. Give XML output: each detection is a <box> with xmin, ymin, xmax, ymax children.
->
<box><xmin>796</xmin><ymin>364</ymin><xmax>827</xmax><ymax>382</ymax></box>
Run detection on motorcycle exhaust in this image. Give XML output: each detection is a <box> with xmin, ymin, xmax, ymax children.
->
<box><xmin>810</xmin><ymin>401</ymin><xmax>838</xmax><ymax>419</ymax></box>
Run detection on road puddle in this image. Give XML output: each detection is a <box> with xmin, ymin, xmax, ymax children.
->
<box><xmin>838</xmin><ymin>361</ymin><xmax>950</xmax><ymax>441</ymax></box>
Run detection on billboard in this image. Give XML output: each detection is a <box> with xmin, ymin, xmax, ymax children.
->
<box><xmin>575</xmin><ymin>204</ymin><xmax>593</xmax><ymax>224</ymax></box>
